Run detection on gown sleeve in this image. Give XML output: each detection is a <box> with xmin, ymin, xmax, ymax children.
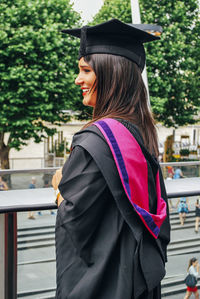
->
<box><xmin>56</xmin><ymin>144</ymin><xmax>110</xmax><ymax>261</ymax></box>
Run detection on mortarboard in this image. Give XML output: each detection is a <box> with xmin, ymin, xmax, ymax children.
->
<box><xmin>62</xmin><ymin>19</ymin><xmax>162</xmax><ymax>72</ymax></box>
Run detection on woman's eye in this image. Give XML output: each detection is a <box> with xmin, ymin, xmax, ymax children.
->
<box><xmin>84</xmin><ymin>69</ymin><xmax>90</xmax><ymax>73</ymax></box>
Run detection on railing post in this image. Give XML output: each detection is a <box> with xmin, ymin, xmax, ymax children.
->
<box><xmin>0</xmin><ymin>214</ymin><xmax>5</xmax><ymax>299</ymax></box>
<box><xmin>5</xmin><ymin>213</ymin><xmax>17</xmax><ymax>299</ymax></box>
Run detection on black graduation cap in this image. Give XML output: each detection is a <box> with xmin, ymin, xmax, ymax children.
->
<box><xmin>62</xmin><ymin>19</ymin><xmax>162</xmax><ymax>72</ymax></box>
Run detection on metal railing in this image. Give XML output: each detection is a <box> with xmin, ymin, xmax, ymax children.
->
<box><xmin>1</xmin><ymin>161</ymin><xmax>200</xmax><ymax>175</ymax></box>
<box><xmin>0</xmin><ymin>161</ymin><xmax>199</xmax><ymax>188</ymax></box>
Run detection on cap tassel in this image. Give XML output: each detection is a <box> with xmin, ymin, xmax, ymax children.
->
<box><xmin>79</xmin><ymin>26</ymin><xmax>88</xmax><ymax>57</ymax></box>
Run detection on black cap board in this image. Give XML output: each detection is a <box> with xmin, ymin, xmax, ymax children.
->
<box><xmin>62</xmin><ymin>19</ymin><xmax>162</xmax><ymax>72</ymax></box>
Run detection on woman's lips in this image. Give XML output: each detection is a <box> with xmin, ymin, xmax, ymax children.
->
<box><xmin>82</xmin><ymin>88</ymin><xmax>89</xmax><ymax>96</ymax></box>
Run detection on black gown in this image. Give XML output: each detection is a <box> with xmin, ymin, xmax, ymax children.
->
<box><xmin>55</xmin><ymin>120</ymin><xmax>170</xmax><ymax>299</ymax></box>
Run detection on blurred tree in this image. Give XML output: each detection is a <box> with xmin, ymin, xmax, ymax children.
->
<box><xmin>140</xmin><ymin>0</ymin><xmax>200</xmax><ymax>127</ymax></box>
<box><xmin>92</xmin><ymin>0</ymin><xmax>200</xmax><ymax>127</ymax></box>
<box><xmin>0</xmin><ymin>0</ymin><xmax>87</xmax><ymax>168</ymax></box>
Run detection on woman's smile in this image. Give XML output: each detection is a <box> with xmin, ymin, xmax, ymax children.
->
<box><xmin>81</xmin><ymin>87</ymin><xmax>90</xmax><ymax>97</ymax></box>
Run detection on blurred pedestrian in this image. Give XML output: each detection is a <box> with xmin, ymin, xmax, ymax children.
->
<box><xmin>195</xmin><ymin>199</ymin><xmax>200</xmax><ymax>233</ymax></box>
<box><xmin>167</xmin><ymin>166</ymin><xmax>174</xmax><ymax>177</ymax></box>
<box><xmin>173</xmin><ymin>167</ymin><xmax>184</xmax><ymax>179</ymax></box>
<box><xmin>28</xmin><ymin>177</ymin><xmax>36</xmax><ymax>219</ymax></box>
<box><xmin>177</xmin><ymin>197</ymin><xmax>189</xmax><ymax>226</ymax></box>
<box><xmin>184</xmin><ymin>257</ymin><xmax>199</xmax><ymax>299</ymax></box>
<box><xmin>0</xmin><ymin>176</ymin><xmax>8</xmax><ymax>191</ymax></box>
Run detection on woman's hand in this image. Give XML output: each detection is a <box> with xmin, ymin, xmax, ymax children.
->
<box><xmin>52</xmin><ymin>168</ymin><xmax>64</xmax><ymax>207</ymax></box>
<box><xmin>52</xmin><ymin>168</ymin><xmax>62</xmax><ymax>190</ymax></box>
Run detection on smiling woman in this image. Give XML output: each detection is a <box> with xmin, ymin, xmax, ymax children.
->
<box><xmin>52</xmin><ymin>19</ymin><xmax>170</xmax><ymax>299</ymax></box>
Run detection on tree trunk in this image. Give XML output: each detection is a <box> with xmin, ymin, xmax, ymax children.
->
<box><xmin>0</xmin><ymin>147</ymin><xmax>10</xmax><ymax>169</ymax></box>
<box><xmin>0</xmin><ymin>133</ymin><xmax>10</xmax><ymax>169</ymax></box>
<box><xmin>0</xmin><ymin>134</ymin><xmax>11</xmax><ymax>188</ymax></box>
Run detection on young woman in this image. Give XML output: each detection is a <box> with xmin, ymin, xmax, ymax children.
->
<box><xmin>52</xmin><ymin>19</ymin><xmax>170</xmax><ymax>299</ymax></box>
<box><xmin>184</xmin><ymin>257</ymin><xmax>199</xmax><ymax>299</ymax></box>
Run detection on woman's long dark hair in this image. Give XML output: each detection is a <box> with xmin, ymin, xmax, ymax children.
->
<box><xmin>83</xmin><ymin>54</ymin><xmax>159</xmax><ymax>157</ymax></box>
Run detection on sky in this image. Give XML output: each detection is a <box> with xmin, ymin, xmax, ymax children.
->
<box><xmin>71</xmin><ymin>0</ymin><xmax>200</xmax><ymax>24</ymax></box>
<box><xmin>71</xmin><ymin>0</ymin><xmax>104</xmax><ymax>23</ymax></box>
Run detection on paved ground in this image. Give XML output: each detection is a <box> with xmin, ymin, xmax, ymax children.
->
<box><xmin>166</xmin><ymin>294</ymin><xmax>185</xmax><ymax>299</ymax></box>
<box><xmin>18</xmin><ymin>209</ymin><xmax>57</xmax><ymax>229</ymax></box>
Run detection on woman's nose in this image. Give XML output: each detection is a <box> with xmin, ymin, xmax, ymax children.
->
<box><xmin>75</xmin><ymin>73</ymin><xmax>83</xmax><ymax>85</ymax></box>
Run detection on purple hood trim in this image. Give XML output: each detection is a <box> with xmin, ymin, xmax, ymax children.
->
<box><xmin>94</xmin><ymin>118</ymin><xmax>167</xmax><ymax>238</ymax></box>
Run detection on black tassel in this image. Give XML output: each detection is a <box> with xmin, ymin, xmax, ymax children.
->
<box><xmin>79</xmin><ymin>26</ymin><xmax>88</xmax><ymax>57</ymax></box>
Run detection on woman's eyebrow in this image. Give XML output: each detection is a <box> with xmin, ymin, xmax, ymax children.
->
<box><xmin>79</xmin><ymin>64</ymin><xmax>91</xmax><ymax>68</ymax></box>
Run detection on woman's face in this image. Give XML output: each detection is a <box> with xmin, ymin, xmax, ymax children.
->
<box><xmin>193</xmin><ymin>260</ymin><xmax>198</xmax><ymax>267</ymax></box>
<box><xmin>75</xmin><ymin>57</ymin><xmax>97</xmax><ymax>107</ymax></box>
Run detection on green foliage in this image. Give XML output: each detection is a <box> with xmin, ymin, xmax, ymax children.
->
<box><xmin>55</xmin><ymin>140</ymin><xmax>70</xmax><ymax>157</ymax></box>
<box><xmin>180</xmin><ymin>148</ymin><xmax>190</xmax><ymax>156</ymax></box>
<box><xmin>92</xmin><ymin>0</ymin><xmax>200</xmax><ymax>127</ymax></box>
<box><xmin>0</xmin><ymin>0</ymin><xmax>85</xmax><ymax>153</ymax></box>
<box><xmin>92</xmin><ymin>0</ymin><xmax>131</xmax><ymax>24</ymax></box>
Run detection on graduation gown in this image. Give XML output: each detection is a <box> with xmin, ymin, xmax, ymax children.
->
<box><xmin>55</xmin><ymin>119</ymin><xmax>170</xmax><ymax>299</ymax></box>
